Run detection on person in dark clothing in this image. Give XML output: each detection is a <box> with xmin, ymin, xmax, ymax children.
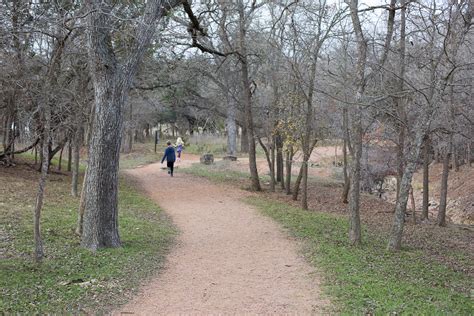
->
<box><xmin>161</xmin><ymin>141</ymin><xmax>176</xmax><ymax>177</ymax></box>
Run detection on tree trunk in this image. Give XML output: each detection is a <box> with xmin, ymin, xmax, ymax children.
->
<box><xmin>342</xmin><ymin>107</ymin><xmax>350</xmax><ymax>204</ymax></box>
<box><xmin>240</xmin><ymin>125</ymin><xmax>249</xmax><ymax>153</ymax></box>
<box><xmin>437</xmin><ymin>147</ymin><xmax>451</xmax><ymax>227</ymax></box>
<box><xmin>292</xmin><ymin>165</ymin><xmax>304</xmax><ymax>201</ymax></box>
<box><xmin>57</xmin><ymin>145</ymin><xmax>64</xmax><ymax>171</ymax></box>
<box><xmin>226</xmin><ymin>97</ymin><xmax>237</xmax><ymax>156</ymax></box>
<box><xmin>301</xmin><ymin>153</ymin><xmax>309</xmax><ymax>210</ymax></box>
<box><xmin>348</xmin><ymin>113</ymin><xmax>362</xmax><ymax>246</ymax></box>
<box><xmin>258</xmin><ymin>138</ymin><xmax>275</xmax><ymax>192</ymax></box>
<box><xmin>271</xmin><ymin>137</ymin><xmax>276</xmax><ymax>189</ymax></box>
<box><xmin>387</xmin><ymin>133</ymin><xmax>424</xmax><ymax>251</ymax></box>
<box><xmin>276</xmin><ymin>133</ymin><xmax>284</xmax><ymax>185</ymax></box>
<box><xmin>71</xmin><ymin>126</ymin><xmax>82</xmax><ymax>197</ymax></box>
<box><xmin>410</xmin><ymin>185</ymin><xmax>416</xmax><ymax>224</ymax></box>
<box><xmin>82</xmin><ymin>0</ymin><xmax>175</xmax><ymax>249</ymax></box>
<box><xmin>33</xmin><ymin>104</ymin><xmax>51</xmax><ymax>262</ymax></box>
<box><xmin>422</xmin><ymin>137</ymin><xmax>430</xmax><ymax>220</ymax></box>
<box><xmin>238</xmin><ymin>0</ymin><xmax>260</xmax><ymax>191</ymax></box>
<box><xmin>453</xmin><ymin>145</ymin><xmax>459</xmax><ymax>172</ymax></box>
<box><xmin>285</xmin><ymin>146</ymin><xmax>293</xmax><ymax>195</ymax></box>
<box><xmin>67</xmin><ymin>141</ymin><xmax>72</xmax><ymax>172</ymax></box>
<box><xmin>293</xmin><ymin>140</ymin><xmax>317</xmax><ymax>202</ymax></box>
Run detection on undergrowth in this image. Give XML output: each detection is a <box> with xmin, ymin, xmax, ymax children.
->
<box><xmin>246</xmin><ymin>197</ymin><xmax>473</xmax><ymax>315</ymax></box>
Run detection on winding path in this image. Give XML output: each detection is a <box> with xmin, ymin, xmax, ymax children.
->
<box><xmin>117</xmin><ymin>157</ymin><xmax>329</xmax><ymax>314</ymax></box>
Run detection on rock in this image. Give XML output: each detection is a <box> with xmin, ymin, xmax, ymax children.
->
<box><xmin>200</xmin><ymin>153</ymin><xmax>214</xmax><ymax>165</ymax></box>
<box><xmin>223</xmin><ymin>155</ymin><xmax>237</xmax><ymax>161</ymax></box>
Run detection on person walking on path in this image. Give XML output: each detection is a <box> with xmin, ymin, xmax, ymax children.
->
<box><xmin>161</xmin><ymin>141</ymin><xmax>176</xmax><ymax>177</ymax></box>
<box><xmin>176</xmin><ymin>137</ymin><xmax>184</xmax><ymax>162</ymax></box>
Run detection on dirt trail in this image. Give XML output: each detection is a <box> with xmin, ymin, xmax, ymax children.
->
<box><xmin>117</xmin><ymin>156</ymin><xmax>329</xmax><ymax>314</ymax></box>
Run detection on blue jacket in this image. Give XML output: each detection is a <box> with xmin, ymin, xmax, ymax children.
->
<box><xmin>161</xmin><ymin>146</ymin><xmax>176</xmax><ymax>163</ymax></box>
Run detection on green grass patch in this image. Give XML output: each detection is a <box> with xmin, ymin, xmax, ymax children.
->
<box><xmin>181</xmin><ymin>161</ymin><xmax>271</xmax><ymax>184</ymax></box>
<box><xmin>246</xmin><ymin>197</ymin><xmax>473</xmax><ymax>315</ymax></box>
<box><xmin>0</xmin><ymin>174</ymin><xmax>176</xmax><ymax>313</ymax></box>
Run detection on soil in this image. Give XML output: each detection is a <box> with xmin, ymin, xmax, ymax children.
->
<box><xmin>116</xmin><ymin>157</ymin><xmax>330</xmax><ymax>314</ymax></box>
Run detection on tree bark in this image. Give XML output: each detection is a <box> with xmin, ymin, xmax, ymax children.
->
<box><xmin>292</xmin><ymin>164</ymin><xmax>304</xmax><ymax>201</ymax></box>
<box><xmin>57</xmin><ymin>145</ymin><xmax>64</xmax><ymax>171</ymax></box>
<box><xmin>421</xmin><ymin>137</ymin><xmax>430</xmax><ymax>220</ymax></box>
<box><xmin>71</xmin><ymin>126</ymin><xmax>82</xmax><ymax>197</ymax></box>
<box><xmin>82</xmin><ymin>0</ymin><xmax>178</xmax><ymax>250</ymax></box>
<box><xmin>258</xmin><ymin>137</ymin><xmax>275</xmax><ymax>192</ymax></box>
<box><xmin>240</xmin><ymin>125</ymin><xmax>249</xmax><ymax>153</ymax></box>
<box><xmin>226</xmin><ymin>96</ymin><xmax>237</xmax><ymax>156</ymax></box>
<box><xmin>276</xmin><ymin>133</ymin><xmax>284</xmax><ymax>188</ymax></box>
<box><xmin>285</xmin><ymin>145</ymin><xmax>293</xmax><ymax>195</ymax></box>
<box><xmin>33</xmin><ymin>105</ymin><xmax>51</xmax><ymax>262</ymax></box>
<box><xmin>67</xmin><ymin>142</ymin><xmax>72</xmax><ymax>172</ymax></box>
<box><xmin>409</xmin><ymin>185</ymin><xmax>416</xmax><ymax>224</ymax></box>
<box><xmin>437</xmin><ymin>146</ymin><xmax>451</xmax><ymax>227</ymax></box>
<box><xmin>237</xmin><ymin>0</ymin><xmax>260</xmax><ymax>191</ymax></box>
<box><xmin>342</xmin><ymin>106</ymin><xmax>350</xmax><ymax>204</ymax></box>
<box><xmin>387</xmin><ymin>132</ymin><xmax>424</xmax><ymax>251</ymax></box>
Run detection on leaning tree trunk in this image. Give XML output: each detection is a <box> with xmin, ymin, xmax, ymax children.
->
<box><xmin>292</xmin><ymin>165</ymin><xmax>304</xmax><ymax>201</ymax></box>
<box><xmin>258</xmin><ymin>138</ymin><xmax>275</xmax><ymax>192</ymax></box>
<box><xmin>387</xmin><ymin>132</ymin><xmax>424</xmax><ymax>251</ymax></box>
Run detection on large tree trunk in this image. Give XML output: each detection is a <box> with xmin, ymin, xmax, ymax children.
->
<box><xmin>82</xmin><ymin>0</ymin><xmax>174</xmax><ymax>250</ymax></box>
<box><xmin>421</xmin><ymin>137</ymin><xmax>430</xmax><ymax>220</ymax></box>
<box><xmin>237</xmin><ymin>0</ymin><xmax>260</xmax><ymax>191</ymax></box>
<box><xmin>81</xmin><ymin>78</ymin><xmax>123</xmax><ymax>250</ymax></box>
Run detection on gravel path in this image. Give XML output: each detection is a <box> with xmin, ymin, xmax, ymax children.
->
<box><xmin>117</xmin><ymin>158</ymin><xmax>329</xmax><ymax>314</ymax></box>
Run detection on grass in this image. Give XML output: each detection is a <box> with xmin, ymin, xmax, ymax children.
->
<box><xmin>246</xmin><ymin>197</ymin><xmax>473</xmax><ymax>315</ymax></box>
<box><xmin>120</xmin><ymin>142</ymin><xmax>163</xmax><ymax>169</ymax></box>
<box><xmin>181</xmin><ymin>161</ymin><xmax>271</xmax><ymax>185</ymax></box>
<box><xmin>181</xmin><ymin>161</ymin><xmax>342</xmax><ymax>189</ymax></box>
<box><xmin>0</xmin><ymin>163</ymin><xmax>176</xmax><ymax>313</ymax></box>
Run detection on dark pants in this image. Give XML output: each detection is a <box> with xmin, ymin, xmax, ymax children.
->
<box><xmin>167</xmin><ymin>161</ymin><xmax>175</xmax><ymax>176</ymax></box>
